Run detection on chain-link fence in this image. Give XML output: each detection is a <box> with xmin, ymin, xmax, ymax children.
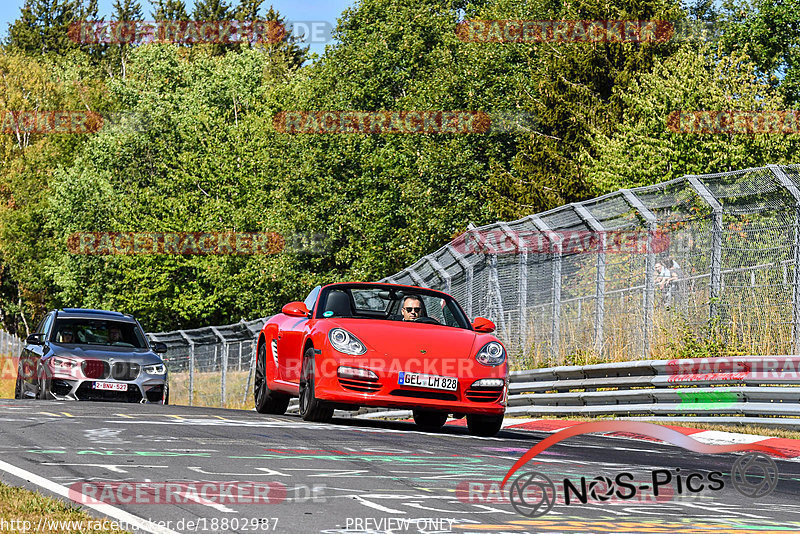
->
<box><xmin>147</xmin><ymin>318</ymin><xmax>267</xmax><ymax>408</ymax></box>
<box><xmin>381</xmin><ymin>164</ymin><xmax>800</xmax><ymax>366</ymax></box>
<box><xmin>0</xmin><ymin>330</ymin><xmax>25</xmax><ymax>398</ymax></box>
<box><xmin>148</xmin><ymin>164</ymin><xmax>800</xmax><ymax>406</ymax></box>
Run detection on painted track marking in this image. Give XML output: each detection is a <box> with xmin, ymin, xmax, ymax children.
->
<box><xmin>0</xmin><ymin>458</ymin><xmax>180</xmax><ymax>534</ymax></box>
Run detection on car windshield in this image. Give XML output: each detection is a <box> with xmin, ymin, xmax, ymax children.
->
<box><xmin>51</xmin><ymin>319</ymin><xmax>147</xmax><ymax>348</ymax></box>
<box><xmin>316</xmin><ymin>285</ymin><xmax>471</xmax><ymax>329</ymax></box>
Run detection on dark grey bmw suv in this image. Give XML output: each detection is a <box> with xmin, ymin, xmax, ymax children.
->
<box><xmin>15</xmin><ymin>308</ymin><xmax>169</xmax><ymax>403</ymax></box>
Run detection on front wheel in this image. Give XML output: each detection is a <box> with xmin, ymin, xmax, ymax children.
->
<box><xmin>299</xmin><ymin>347</ymin><xmax>333</xmax><ymax>422</ymax></box>
<box><xmin>466</xmin><ymin>414</ymin><xmax>504</xmax><ymax>437</ymax></box>
<box><xmin>413</xmin><ymin>410</ymin><xmax>448</xmax><ymax>431</ymax></box>
<box><xmin>254</xmin><ymin>342</ymin><xmax>290</xmax><ymax>414</ymax></box>
<box><xmin>36</xmin><ymin>370</ymin><xmax>52</xmax><ymax>400</ymax></box>
<box><xmin>14</xmin><ymin>364</ymin><xmax>23</xmax><ymax>399</ymax></box>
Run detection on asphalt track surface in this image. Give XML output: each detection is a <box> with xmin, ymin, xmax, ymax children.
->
<box><xmin>1</xmin><ymin>401</ymin><xmax>800</xmax><ymax>534</ymax></box>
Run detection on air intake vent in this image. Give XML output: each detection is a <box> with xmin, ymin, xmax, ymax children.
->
<box><xmin>82</xmin><ymin>360</ymin><xmax>109</xmax><ymax>379</ymax></box>
<box><xmin>465</xmin><ymin>386</ymin><xmax>503</xmax><ymax>403</ymax></box>
<box><xmin>339</xmin><ymin>377</ymin><xmax>381</xmax><ymax>393</ymax></box>
<box><xmin>111</xmin><ymin>362</ymin><xmax>140</xmax><ymax>381</ymax></box>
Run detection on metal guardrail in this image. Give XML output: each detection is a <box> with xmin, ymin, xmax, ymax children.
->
<box><xmin>505</xmin><ymin>356</ymin><xmax>800</xmax><ymax>423</ymax></box>
<box><xmin>354</xmin><ymin>356</ymin><xmax>800</xmax><ymax>429</ymax></box>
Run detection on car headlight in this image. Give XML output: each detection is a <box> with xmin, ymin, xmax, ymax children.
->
<box><xmin>51</xmin><ymin>356</ymin><xmax>79</xmax><ymax>370</ymax></box>
<box><xmin>143</xmin><ymin>364</ymin><xmax>167</xmax><ymax>375</ymax></box>
<box><xmin>328</xmin><ymin>328</ymin><xmax>367</xmax><ymax>355</ymax></box>
<box><xmin>475</xmin><ymin>341</ymin><xmax>506</xmax><ymax>366</ymax></box>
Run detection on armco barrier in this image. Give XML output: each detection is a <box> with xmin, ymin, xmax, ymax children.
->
<box><xmin>355</xmin><ymin>356</ymin><xmax>800</xmax><ymax>429</ymax></box>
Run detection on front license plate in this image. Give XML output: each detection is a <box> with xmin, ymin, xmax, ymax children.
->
<box><xmin>398</xmin><ymin>372</ymin><xmax>458</xmax><ymax>391</ymax></box>
<box><xmin>93</xmin><ymin>382</ymin><xmax>127</xmax><ymax>391</ymax></box>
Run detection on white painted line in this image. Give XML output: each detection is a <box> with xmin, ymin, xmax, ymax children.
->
<box><xmin>173</xmin><ymin>489</ymin><xmax>235</xmax><ymax>513</ymax></box>
<box><xmin>40</xmin><ymin>463</ymin><xmax>169</xmax><ymax>474</ymax></box>
<box><xmin>187</xmin><ymin>466</ymin><xmax>291</xmax><ymax>477</ymax></box>
<box><xmin>354</xmin><ymin>495</ymin><xmax>406</xmax><ymax>513</ymax></box>
<box><xmin>691</xmin><ymin>430</ymin><xmax>769</xmax><ymax>445</ymax></box>
<box><xmin>0</xmin><ymin>458</ymin><xmax>180</xmax><ymax>534</ymax></box>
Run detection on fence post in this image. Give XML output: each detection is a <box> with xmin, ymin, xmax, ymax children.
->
<box><xmin>446</xmin><ymin>244</ymin><xmax>474</xmax><ymax>318</ymax></box>
<box><xmin>530</xmin><ymin>215</ymin><xmax>562</xmax><ymax>364</ymax></box>
<box><xmin>574</xmin><ymin>204</ymin><xmax>606</xmax><ymax>356</ymax></box>
<box><xmin>499</xmin><ymin>223</ymin><xmax>528</xmax><ymax>357</ymax></box>
<box><xmin>622</xmin><ymin>190</ymin><xmax>658</xmax><ymax>358</ymax></box>
<box><xmin>518</xmin><ymin>238</ymin><xmax>529</xmax><ymax>359</ymax></box>
<box><xmin>406</xmin><ymin>265</ymin><xmax>427</xmax><ymax>288</ymax></box>
<box><xmin>486</xmin><ymin>248</ymin><xmax>507</xmax><ymax>339</ymax></box>
<box><xmin>768</xmin><ymin>165</ymin><xmax>800</xmax><ymax>353</ymax></box>
<box><xmin>178</xmin><ymin>331</ymin><xmax>195</xmax><ymax>406</ymax></box>
<box><xmin>427</xmin><ymin>256</ymin><xmax>451</xmax><ymax>293</ymax></box>
<box><xmin>244</xmin><ymin>339</ymin><xmax>257</xmax><ymax>405</ymax></box>
<box><xmin>687</xmin><ymin>176</ymin><xmax>723</xmax><ymax>324</ymax></box>
<box><xmin>210</xmin><ymin>327</ymin><xmax>227</xmax><ymax>408</ymax></box>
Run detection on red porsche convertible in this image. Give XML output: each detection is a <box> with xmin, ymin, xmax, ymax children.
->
<box><xmin>254</xmin><ymin>282</ymin><xmax>508</xmax><ymax>436</ymax></box>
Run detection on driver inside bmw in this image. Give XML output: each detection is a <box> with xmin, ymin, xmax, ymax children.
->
<box><xmin>400</xmin><ymin>296</ymin><xmax>424</xmax><ymax>321</ymax></box>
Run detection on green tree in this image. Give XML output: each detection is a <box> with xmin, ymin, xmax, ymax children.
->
<box><xmin>720</xmin><ymin>0</ymin><xmax>800</xmax><ymax>105</ymax></box>
<box><xmin>473</xmin><ymin>0</ymin><xmax>685</xmax><ymax>219</ymax></box>
<box><xmin>6</xmin><ymin>0</ymin><xmax>99</xmax><ymax>56</ymax></box>
<box><xmin>583</xmin><ymin>45</ymin><xmax>799</xmax><ymax>191</ymax></box>
<box><xmin>151</xmin><ymin>0</ymin><xmax>189</xmax><ymax>21</ymax></box>
<box><xmin>192</xmin><ymin>0</ymin><xmax>232</xmax><ymax>20</ymax></box>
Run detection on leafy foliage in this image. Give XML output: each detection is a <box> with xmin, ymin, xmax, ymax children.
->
<box><xmin>0</xmin><ymin>0</ymin><xmax>798</xmax><ymax>334</ymax></box>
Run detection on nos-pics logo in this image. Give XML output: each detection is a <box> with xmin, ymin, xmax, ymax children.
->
<box><xmin>501</xmin><ymin>421</ymin><xmax>782</xmax><ymax>518</ymax></box>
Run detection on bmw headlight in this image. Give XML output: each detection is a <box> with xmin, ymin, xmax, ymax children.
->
<box><xmin>51</xmin><ymin>356</ymin><xmax>78</xmax><ymax>370</ymax></box>
<box><xmin>475</xmin><ymin>341</ymin><xmax>506</xmax><ymax>366</ymax></box>
<box><xmin>143</xmin><ymin>363</ymin><xmax>167</xmax><ymax>375</ymax></box>
<box><xmin>328</xmin><ymin>328</ymin><xmax>367</xmax><ymax>355</ymax></box>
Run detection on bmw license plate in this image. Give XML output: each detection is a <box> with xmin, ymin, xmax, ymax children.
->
<box><xmin>93</xmin><ymin>382</ymin><xmax>127</xmax><ymax>391</ymax></box>
<box><xmin>398</xmin><ymin>372</ymin><xmax>458</xmax><ymax>391</ymax></box>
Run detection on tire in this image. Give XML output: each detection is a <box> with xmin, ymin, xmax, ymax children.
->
<box><xmin>163</xmin><ymin>386</ymin><xmax>170</xmax><ymax>405</ymax></box>
<box><xmin>254</xmin><ymin>342</ymin><xmax>290</xmax><ymax>415</ymax></box>
<box><xmin>14</xmin><ymin>364</ymin><xmax>23</xmax><ymax>399</ymax></box>
<box><xmin>298</xmin><ymin>347</ymin><xmax>333</xmax><ymax>422</ymax></box>
<box><xmin>413</xmin><ymin>410</ymin><xmax>448</xmax><ymax>431</ymax></box>
<box><xmin>36</xmin><ymin>370</ymin><xmax>52</xmax><ymax>400</ymax></box>
<box><xmin>466</xmin><ymin>413</ymin><xmax>504</xmax><ymax>437</ymax></box>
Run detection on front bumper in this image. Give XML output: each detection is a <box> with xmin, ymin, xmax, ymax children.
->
<box><xmin>313</xmin><ymin>356</ymin><xmax>507</xmax><ymax>415</ymax></box>
<box><xmin>47</xmin><ymin>375</ymin><xmax>167</xmax><ymax>404</ymax></box>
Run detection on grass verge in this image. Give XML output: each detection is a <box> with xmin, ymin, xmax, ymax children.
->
<box><xmin>0</xmin><ymin>482</ymin><xmax>131</xmax><ymax>533</ymax></box>
<box><xmin>168</xmin><ymin>370</ymin><xmax>253</xmax><ymax>410</ymax></box>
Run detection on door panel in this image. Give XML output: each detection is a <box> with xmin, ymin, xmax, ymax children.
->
<box><xmin>276</xmin><ymin>317</ymin><xmax>308</xmax><ymax>382</ymax></box>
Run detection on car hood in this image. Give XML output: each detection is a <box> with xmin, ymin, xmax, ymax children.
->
<box><xmin>327</xmin><ymin>319</ymin><xmax>481</xmax><ymax>357</ymax></box>
<box><xmin>48</xmin><ymin>344</ymin><xmax>164</xmax><ymax>365</ymax></box>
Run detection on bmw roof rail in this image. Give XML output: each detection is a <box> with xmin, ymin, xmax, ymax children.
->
<box><xmin>59</xmin><ymin>308</ymin><xmax>126</xmax><ymax>317</ymax></box>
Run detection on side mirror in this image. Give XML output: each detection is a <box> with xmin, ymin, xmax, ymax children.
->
<box><xmin>282</xmin><ymin>301</ymin><xmax>310</xmax><ymax>318</ymax></box>
<box><xmin>472</xmin><ymin>317</ymin><xmax>496</xmax><ymax>333</ymax></box>
<box><xmin>26</xmin><ymin>333</ymin><xmax>45</xmax><ymax>345</ymax></box>
<box><xmin>152</xmin><ymin>341</ymin><xmax>168</xmax><ymax>354</ymax></box>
